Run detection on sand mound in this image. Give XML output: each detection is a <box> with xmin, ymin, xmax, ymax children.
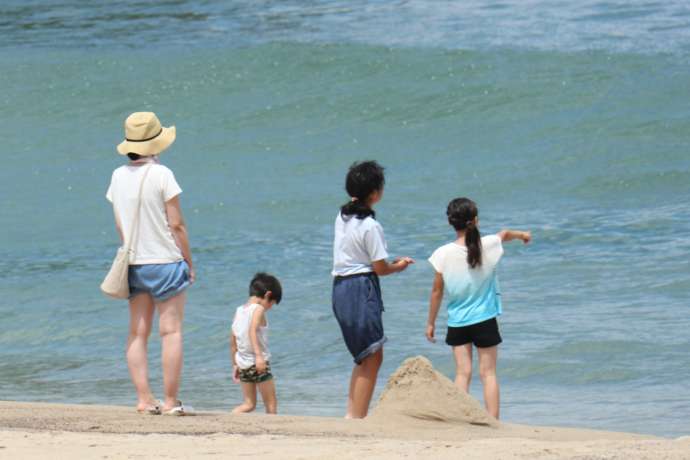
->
<box><xmin>370</xmin><ymin>356</ymin><xmax>497</xmax><ymax>427</ymax></box>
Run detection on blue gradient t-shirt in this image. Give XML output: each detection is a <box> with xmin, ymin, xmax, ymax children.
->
<box><xmin>428</xmin><ymin>235</ymin><xmax>504</xmax><ymax>327</ymax></box>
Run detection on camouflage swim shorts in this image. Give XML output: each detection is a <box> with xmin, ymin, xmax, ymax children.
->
<box><xmin>238</xmin><ymin>363</ymin><xmax>273</xmax><ymax>383</ymax></box>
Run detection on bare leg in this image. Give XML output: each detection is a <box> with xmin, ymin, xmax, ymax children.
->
<box><xmin>452</xmin><ymin>344</ymin><xmax>473</xmax><ymax>393</ymax></box>
<box><xmin>347</xmin><ymin>348</ymin><xmax>383</xmax><ymax>419</ymax></box>
<box><xmin>258</xmin><ymin>379</ymin><xmax>277</xmax><ymax>414</ymax></box>
<box><xmin>126</xmin><ymin>294</ymin><xmax>156</xmax><ymax>411</ymax></box>
<box><xmin>477</xmin><ymin>345</ymin><xmax>500</xmax><ymax>419</ymax></box>
<box><xmin>346</xmin><ymin>372</ymin><xmax>354</xmax><ymax>418</ymax></box>
<box><xmin>232</xmin><ymin>382</ymin><xmax>257</xmax><ymax>413</ymax></box>
<box><xmin>157</xmin><ymin>292</ymin><xmax>185</xmax><ymax>411</ymax></box>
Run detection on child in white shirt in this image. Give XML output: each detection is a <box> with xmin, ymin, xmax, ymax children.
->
<box><xmin>332</xmin><ymin>161</ymin><xmax>414</xmax><ymax>419</ymax></box>
<box><xmin>230</xmin><ymin>273</ymin><xmax>282</xmax><ymax>414</ymax></box>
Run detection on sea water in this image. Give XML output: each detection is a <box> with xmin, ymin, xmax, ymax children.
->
<box><xmin>0</xmin><ymin>0</ymin><xmax>689</xmax><ymax>437</ymax></box>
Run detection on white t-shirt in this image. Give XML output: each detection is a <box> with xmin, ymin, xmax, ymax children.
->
<box><xmin>332</xmin><ymin>212</ymin><xmax>389</xmax><ymax>276</ymax></box>
<box><xmin>232</xmin><ymin>303</ymin><xmax>271</xmax><ymax>369</ymax></box>
<box><xmin>106</xmin><ymin>163</ymin><xmax>183</xmax><ymax>265</ymax></box>
<box><xmin>428</xmin><ymin>234</ymin><xmax>504</xmax><ymax>327</ymax></box>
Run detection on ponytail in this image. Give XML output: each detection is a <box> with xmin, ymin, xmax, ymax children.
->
<box><xmin>340</xmin><ymin>199</ymin><xmax>376</xmax><ymax>219</ymax></box>
<box><xmin>465</xmin><ymin>220</ymin><xmax>482</xmax><ymax>268</ymax></box>
<box><xmin>446</xmin><ymin>197</ymin><xmax>483</xmax><ymax>268</ymax></box>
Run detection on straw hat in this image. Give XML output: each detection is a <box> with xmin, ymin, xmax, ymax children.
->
<box><xmin>117</xmin><ymin>112</ymin><xmax>176</xmax><ymax>156</ymax></box>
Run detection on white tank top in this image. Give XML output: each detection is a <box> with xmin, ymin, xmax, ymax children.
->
<box><xmin>231</xmin><ymin>303</ymin><xmax>271</xmax><ymax>369</ymax></box>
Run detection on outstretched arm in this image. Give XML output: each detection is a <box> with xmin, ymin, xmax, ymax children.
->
<box><xmin>249</xmin><ymin>306</ymin><xmax>268</xmax><ymax>374</ymax></box>
<box><xmin>426</xmin><ymin>272</ymin><xmax>444</xmax><ymax>342</ymax></box>
<box><xmin>498</xmin><ymin>229</ymin><xmax>531</xmax><ymax>244</ymax></box>
<box><xmin>372</xmin><ymin>257</ymin><xmax>415</xmax><ymax>276</ymax></box>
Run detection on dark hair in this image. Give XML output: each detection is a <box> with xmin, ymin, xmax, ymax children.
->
<box><xmin>447</xmin><ymin>197</ymin><xmax>482</xmax><ymax>268</ymax></box>
<box><xmin>127</xmin><ymin>153</ymin><xmax>143</xmax><ymax>161</ymax></box>
<box><xmin>249</xmin><ymin>272</ymin><xmax>282</xmax><ymax>304</ymax></box>
<box><xmin>340</xmin><ymin>161</ymin><xmax>385</xmax><ymax>219</ymax></box>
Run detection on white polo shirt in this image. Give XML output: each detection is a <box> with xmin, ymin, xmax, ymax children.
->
<box><xmin>332</xmin><ymin>212</ymin><xmax>389</xmax><ymax>276</ymax></box>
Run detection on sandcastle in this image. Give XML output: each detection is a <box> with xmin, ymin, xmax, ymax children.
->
<box><xmin>370</xmin><ymin>355</ymin><xmax>498</xmax><ymax>427</ymax></box>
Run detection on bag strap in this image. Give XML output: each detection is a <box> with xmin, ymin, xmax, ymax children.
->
<box><xmin>124</xmin><ymin>163</ymin><xmax>154</xmax><ymax>255</ymax></box>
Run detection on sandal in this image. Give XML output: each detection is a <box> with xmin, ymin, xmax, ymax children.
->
<box><xmin>136</xmin><ymin>401</ymin><xmax>162</xmax><ymax>415</ymax></box>
<box><xmin>162</xmin><ymin>400</ymin><xmax>195</xmax><ymax>416</ymax></box>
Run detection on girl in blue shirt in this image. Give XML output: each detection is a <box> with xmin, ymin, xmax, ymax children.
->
<box><xmin>426</xmin><ymin>197</ymin><xmax>530</xmax><ymax>419</ymax></box>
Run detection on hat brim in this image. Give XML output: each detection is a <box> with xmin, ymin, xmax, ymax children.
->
<box><xmin>117</xmin><ymin>126</ymin><xmax>176</xmax><ymax>156</ymax></box>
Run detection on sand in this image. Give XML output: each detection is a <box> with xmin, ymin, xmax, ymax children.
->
<box><xmin>371</xmin><ymin>356</ymin><xmax>497</xmax><ymax>426</ymax></box>
<box><xmin>1</xmin><ymin>356</ymin><xmax>688</xmax><ymax>459</ymax></box>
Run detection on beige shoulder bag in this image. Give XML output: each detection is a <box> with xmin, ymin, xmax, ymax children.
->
<box><xmin>101</xmin><ymin>163</ymin><xmax>153</xmax><ymax>299</ymax></box>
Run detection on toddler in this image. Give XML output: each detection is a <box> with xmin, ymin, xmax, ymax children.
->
<box><xmin>230</xmin><ymin>272</ymin><xmax>282</xmax><ymax>414</ymax></box>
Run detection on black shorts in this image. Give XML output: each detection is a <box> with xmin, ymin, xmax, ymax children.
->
<box><xmin>446</xmin><ymin>317</ymin><xmax>502</xmax><ymax>348</ymax></box>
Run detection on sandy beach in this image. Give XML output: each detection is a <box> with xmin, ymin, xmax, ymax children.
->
<box><xmin>1</xmin><ymin>357</ymin><xmax>688</xmax><ymax>459</ymax></box>
<box><xmin>2</xmin><ymin>401</ymin><xmax>689</xmax><ymax>460</ymax></box>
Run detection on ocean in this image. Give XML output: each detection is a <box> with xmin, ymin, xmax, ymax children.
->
<box><xmin>0</xmin><ymin>0</ymin><xmax>688</xmax><ymax>437</ymax></box>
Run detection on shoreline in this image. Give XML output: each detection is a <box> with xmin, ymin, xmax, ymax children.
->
<box><xmin>1</xmin><ymin>401</ymin><xmax>688</xmax><ymax>459</ymax></box>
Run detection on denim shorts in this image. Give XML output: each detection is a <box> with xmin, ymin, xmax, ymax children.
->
<box><xmin>128</xmin><ymin>260</ymin><xmax>190</xmax><ymax>302</ymax></box>
<box><xmin>332</xmin><ymin>272</ymin><xmax>387</xmax><ymax>364</ymax></box>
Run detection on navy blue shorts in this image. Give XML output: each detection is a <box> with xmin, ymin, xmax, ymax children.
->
<box><xmin>332</xmin><ymin>272</ymin><xmax>387</xmax><ymax>364</ymax></box>
<box><xmin>128</xmin><ymin>260</ymin><xmax>190</xmax><ymax>302</ymax></box>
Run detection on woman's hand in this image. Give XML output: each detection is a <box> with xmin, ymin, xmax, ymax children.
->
<box><xmin>166</xmin><ymin>196</ymin><xmax>194</xmax><ymax>278</ymax></box>
<box><xmin>232</xmin><ymin>365</ymin><xmax>240</xmax><ymax>383</ymax></box>
<box><xmin>426</xmin><ymin>324</ymin><xmax>436</xmax><ymax>343</ymax></box>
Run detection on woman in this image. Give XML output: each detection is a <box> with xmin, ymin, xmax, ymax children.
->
<box><xmin>106</xmin><ymin>112</ymin><xmax>195</xmax><ymax>415</ymax></box>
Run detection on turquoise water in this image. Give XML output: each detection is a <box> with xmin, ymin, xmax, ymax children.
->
<box><xmin>1</xmin><ymin>1</ymin><xmax>689</xmax><ymax>438</ymax></box>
